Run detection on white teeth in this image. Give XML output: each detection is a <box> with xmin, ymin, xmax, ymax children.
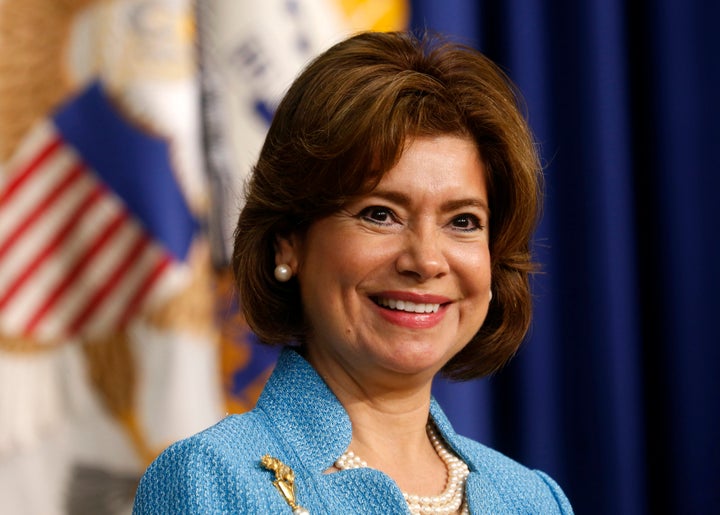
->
<box><xmin>377</xmin><ymin>297</ymin><xmax>440</xmax><ymax>313</ymax></box>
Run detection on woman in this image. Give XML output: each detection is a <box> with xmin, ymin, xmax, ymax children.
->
<box><xmin>134</xmin><ymin>31</ymin><xmax>573</xmax><ymax>514</ymax></box>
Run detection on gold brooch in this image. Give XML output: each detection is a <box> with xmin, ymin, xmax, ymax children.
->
<box><xmin>260</xmin><ymin>455</ymin><xmax>309</xmax><ymax>514</ymax></box>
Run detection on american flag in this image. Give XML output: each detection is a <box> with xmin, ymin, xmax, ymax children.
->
<box><xmin>0</xmin><ymin>82</ymin><xmax>196</xmax><ymax>344</ymax></box>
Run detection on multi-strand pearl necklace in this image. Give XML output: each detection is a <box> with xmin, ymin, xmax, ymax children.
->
<box><xmin>334</xmin><ymin>424</ymin><xmax>470</xmax><ymax>515</ymax></box>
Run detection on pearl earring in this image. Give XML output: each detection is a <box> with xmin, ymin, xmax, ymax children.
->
<box><xmin>489</xmin><ymin>290</ymin><xmax>493</xmax><ymax>302</ymax></box>
<box><xmin>274</xmin><ymin>264</ymin><xmax>292</xmax><ymax>282</ymax></box>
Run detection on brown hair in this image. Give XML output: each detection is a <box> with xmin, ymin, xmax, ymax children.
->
<box><xmin>232</xmin><ymin>31</ymin><xmax>541</xmax><ymax>380</ymax></box>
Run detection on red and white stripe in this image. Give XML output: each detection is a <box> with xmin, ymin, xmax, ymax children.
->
<box><xmin>0</xmin><ymin>121</ymin><xmax>188</xmax><ymax>344</ymax></box>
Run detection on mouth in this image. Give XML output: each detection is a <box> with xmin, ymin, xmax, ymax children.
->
<box><xmin>372</xmin><ymin>296</ymin><xmax>442</xmax><ymax>314</ymax></box>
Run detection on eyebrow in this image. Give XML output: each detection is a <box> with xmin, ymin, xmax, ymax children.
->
<box><xmin>370</xmin><ymin>190</ymin><xmax>490</xmax><ymax>215</ymax></box>
<box><xmin>442</xmin><ymin>198</ymin><xmax>491</xmax><ymax>216</ymax></box>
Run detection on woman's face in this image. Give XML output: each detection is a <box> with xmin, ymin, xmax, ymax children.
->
<box><xmin>277</xmin><ymin>135</ymin><xmax>492</xmax><ymax>385</ymax></box>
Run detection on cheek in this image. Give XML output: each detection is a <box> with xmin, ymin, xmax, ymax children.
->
<box><xmin>456</xmin><ymin>244</ymin><xmax>491</xmax><ymax>288</ymax></box>
<box><xmin>461</xmin><ymin>248</ymin><xmax>492</xmax><ymax>333</ymax></box>
<box><xmin>313</xmin><ymin>241</ymin><xmax>362</xmax><ymax>283</ymax></box>
<box><xmin>300</xmin><ymin>231</ymin><xmax>372</xmax><ymax>305</ymax></box>
<box><xmin>309</xmin><ymin>229</ymin><xmax>390</xmax><ymax>283</ymax></box>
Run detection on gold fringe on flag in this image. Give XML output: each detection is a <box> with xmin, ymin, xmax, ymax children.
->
<box><xmin>81</xmin><ymin>330</ymin><xmax>157</xmax><ymax>467</ymax></box>
<box><xmin>0</xmin><ymin>0</ymin><xmax>98</xmax><ymax>163</ymax></box>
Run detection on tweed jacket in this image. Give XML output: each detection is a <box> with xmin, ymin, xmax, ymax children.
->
<box><xmin>134</xmin><ymin>348</ymin><xmax>573</xmax><ymax>514</ymax></box>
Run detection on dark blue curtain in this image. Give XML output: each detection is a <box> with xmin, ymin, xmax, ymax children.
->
<box><xmin>415</xmin><ymin>2</ymin><xmax>720</xmax><ymax>514</ymax></box>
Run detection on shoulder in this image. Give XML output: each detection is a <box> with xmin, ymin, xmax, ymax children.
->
<box><xmin>133</xmin><ymin>411</ymin><xmax>279</xmax><ymax>514</ymax></box>
<box><xmin>455</xmin><ymin>436</ymin><xmax>574</xmax><ymax>514</ymax></box>
<box><xmin>160</xmin><ymin>410</ymin><xmax>273</xmax><ymax>467</ymax></box>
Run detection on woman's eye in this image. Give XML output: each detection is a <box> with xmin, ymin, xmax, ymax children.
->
<box><xmin>358</xmin><ymin>206</ymin><xmax>395</xmax><ymax>224</ymax></box>
<box><xmin>451</xmin><ymin>214</ymin><xmax>483</xmax><ymax>231</ymax></box>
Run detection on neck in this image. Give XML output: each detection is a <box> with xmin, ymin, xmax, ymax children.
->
<box><xmin>305</xmin><ymin>350</ymin><xmax>448</xmax><ymax>496</ymax></box>
<box><xmin>302</xmin><ymin>341</ymin><xmax>440</xmax><ymax>404</ymax></box>
<box><xmin>326</xmin><ymin>368</ymin><xmax>435</xmax><ymax>460</ymax></box>
<box><xmin>305</xmin><ymin>346</ymin><xmax>436</xmax><ymax>445</ymax></box>
<box><xmin>343</xmin><ymin>399</ymin><xmax>447</xmax><ymax>496</ymax></box>
<box><xmin>344</xmin><ymin>391</ymin><xmax>434</xmax><ymax>456</ymax></box>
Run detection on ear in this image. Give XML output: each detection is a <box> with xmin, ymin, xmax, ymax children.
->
<box><xmin>274</xmin><ymin>233</ymin><xmax>301</xmax><ymax>273</ymax></box>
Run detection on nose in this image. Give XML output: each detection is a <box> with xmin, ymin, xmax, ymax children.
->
<box><xmin>395</xmin><ymin>226</ymin><xmax>449</xmax><ymax>281</ymax></box>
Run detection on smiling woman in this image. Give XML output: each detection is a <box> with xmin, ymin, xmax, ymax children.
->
<box><xmin>134</xmin><ymin>31</ymin><xmax>574</xmax><ymax>514</ymax></box>
<box><xmin>236</xmin><ymin>32</ymin><xmax>541</xmax><ymax>382</ymax></box>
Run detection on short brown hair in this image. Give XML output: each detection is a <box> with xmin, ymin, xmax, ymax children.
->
<box><xmin>232</xmin><ymin>31</ymin><xmax>541</xmax><ymax>380</ymax></box>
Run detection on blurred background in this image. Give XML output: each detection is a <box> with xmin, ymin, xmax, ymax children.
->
<box><xmin>0</xmin><ymin>1</ymin><xmax>717</xmax><ymax>514</ymax></box>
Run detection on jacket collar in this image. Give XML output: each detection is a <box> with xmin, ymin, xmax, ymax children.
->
<box><xmin>255</xmin><ymin>347</ymin><xmax>353</xmax><ymax>473</ymax></box>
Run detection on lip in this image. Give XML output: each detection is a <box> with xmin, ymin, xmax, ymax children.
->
<box><xmin>374</xmin><ymin>290</ymin><xmax>452</xmax><ymax>304</ymax></box>
<box><xmin>371</xmin><ymin>290</ymin><xmax>451</xmax><ymax>329</ymax></box>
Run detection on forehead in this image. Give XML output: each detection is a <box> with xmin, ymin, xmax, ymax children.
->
<box><xmin>374</xmin><ymin>135</ymin><xmax>485</xmax><ymax>191</ymax></box>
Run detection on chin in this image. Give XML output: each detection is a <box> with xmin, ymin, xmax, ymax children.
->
<box><xmin>383</xmin><ymin>348</ymin><xmax>451</xmax><ymax>376</ymax></box>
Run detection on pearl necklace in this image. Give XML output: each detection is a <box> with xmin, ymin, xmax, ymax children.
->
<box><xmin>334</xmin><ymin>424</ymin><xmax>470</xmax><ymax>515</ymax></box>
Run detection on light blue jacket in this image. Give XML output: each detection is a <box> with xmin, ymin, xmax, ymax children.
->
<box><xmin>134</xmin><ymin>348</ymin><xmax>573</xmax><ymax>514</ymax></box>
